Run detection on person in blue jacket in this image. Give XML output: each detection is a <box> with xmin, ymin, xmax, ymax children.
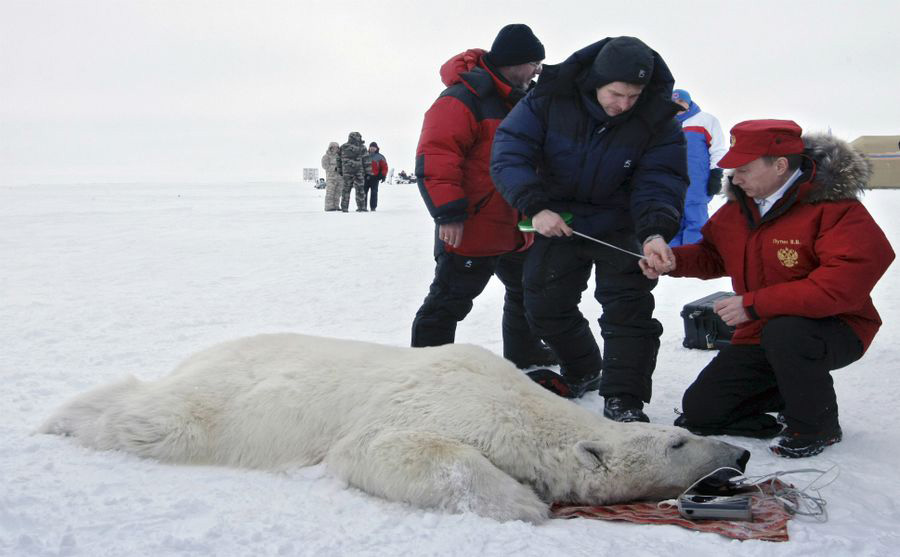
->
<box><xmin>669</xmin><ymin>89</ymin><xmax>727</xmax><ymax>246</ymax></box>
<box><xmin>490</xmin><ymin>36</ymin><xmax>688</xmax><ymax>422</ymax></box>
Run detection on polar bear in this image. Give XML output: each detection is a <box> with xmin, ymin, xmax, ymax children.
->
<box><xmin>40</xmin><ymin>334</ymin><xmax>749</xmax><ymax>523</ymax></box>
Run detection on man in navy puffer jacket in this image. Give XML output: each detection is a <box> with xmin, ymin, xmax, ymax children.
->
<box><xmin>491</xmin><ymin>36</ymin><xmax>688</xmax><ymax>422</ymax></box>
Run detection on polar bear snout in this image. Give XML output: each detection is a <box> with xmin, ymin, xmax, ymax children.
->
<box><xmin>704</xmin><ymin>440</ymin><xmax>750</xmax><ymax>474</ymax></box>
<box><xmin>690</xmin><ymin>447</ymin><xmax>751</xmax><ymax>495</ymax></box>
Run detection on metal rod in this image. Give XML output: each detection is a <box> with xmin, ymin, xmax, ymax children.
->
<box><xmin>571</xmin><ymin>231</ymin><xmax>645</xmax><ymax>259</ymax></box>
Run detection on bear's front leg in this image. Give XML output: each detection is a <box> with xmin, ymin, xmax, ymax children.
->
<box><xmin>326</xmin><ymin>429</ymin><xmax>548</xmax><ymax>523</ymax></box>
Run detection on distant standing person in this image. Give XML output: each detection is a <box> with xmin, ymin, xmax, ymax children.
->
<box><xmin>670</xmin><ymin>89</ymin><xmax>727</xmax><ymax>246</ymax></box>
<box><xmin>365</xmin><ymin>142</ymin><xmax>389</xmax><ymax>211</ymax></box>
<box><xmin>412</xmin><ymin>23</ymin><xmax>557</xmax><ymax>370</ymax></box>
<box><xmin>321</xmin><ymin>142</ymin><xmax>343</xmax><ymax>211</ymax></box>
<box><xmin>340</xmin><ymin>131</ymin><xmax>367</xmax><ymax>212</ymax></box>
<box><xmin>362</xmin><ymin>147</ymin><xmax>374</xmax><ymax>193</ymax></box>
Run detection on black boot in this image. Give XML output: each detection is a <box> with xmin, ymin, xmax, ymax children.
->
<box><xmin>507</xmin><ymin>344</ymin><xmax>559</xmax><ymax>370</ymax></box>
<box><xmin>603</xmin><ymin>395</ymin><xmax>649</xmax><ymax>423</ymax></box>
<box><xmin>769</xmin><ymin>423</ymin><xmax>842</xmax><ymax>458</ymax></box>
<box><xmin>673</xmin><ymin>413</ymin><xmax>782</xmax><ymax>439</ymax></box>
<box><xmin>526</xmin><ymin>369</ymin><xmax>599</xmax><ymax>399</ymax></box>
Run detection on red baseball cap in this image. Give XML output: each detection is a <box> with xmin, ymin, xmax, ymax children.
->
<box><xmin>717</xmin><ymin>119</ymin><xmax>805</xmax><ymax>169</ymax></box>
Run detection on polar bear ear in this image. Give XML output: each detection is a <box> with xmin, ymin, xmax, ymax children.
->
<box><xmin>574</xmin><ymin>441</ymin><xmax>610</xmax><ymax>472</ymax></box>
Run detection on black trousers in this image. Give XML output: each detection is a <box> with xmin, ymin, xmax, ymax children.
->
<box><xmin>411</xmin><ymin>240</ymin><xmax>545</xmax><ymax>362</ymax></box>
<box><xmin>522</xmin><ymin>232</ymin><xmax>661</xmax><ymax>401</ymax></box>
<box><xmin>680</xmin><ymin>315</ymin><xmax>863</xmax><ymax>435</ymax></box>
<box><xmin>364</xmin><ymin>176</ymin><xmax>380</xmax><ymax>210</ymax></box>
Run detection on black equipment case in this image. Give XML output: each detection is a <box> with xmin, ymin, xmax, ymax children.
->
<box><xmin>681</xmin><ymin>291</ymin><xmax>736</xmax><ymax>350</ymax></box>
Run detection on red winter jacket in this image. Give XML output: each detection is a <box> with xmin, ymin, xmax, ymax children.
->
<box><xmin>415</xmin><ymin>49</ymin><xmax>532</xmax><ymax>257</ymax></box>
<box><xmin>671</xmin><ymin>134</ymin><xmax>894</xmax><ymax>352</ymax></box>
<box><xmin>369</xmin><ymin>152</ymin><xmax>388</xmax><ymax>179</ymax></box>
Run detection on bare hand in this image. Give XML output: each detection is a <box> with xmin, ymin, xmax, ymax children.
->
<box><xmin>439</xmin><ymin>222</ymin><xmax>464</xmax><ymax>248</ymax></box>
<box><xmin>638</xmin><ymin>258</ymin><xmax>661</xmax><ymax>279</ymax></box>
<box><xmin>642</xmin><ymin>237</ymin><xmax>675</xmax><ymax>274</ymax></box>
<box><xmin>713</xmin><ymin>295</ymin><xmax>750</xmax><ymax>326</ymax></box>
<box><xmin>532</xmin><ymin>210</ymin><xmax>573</xmax><ymax>237</ymax></box>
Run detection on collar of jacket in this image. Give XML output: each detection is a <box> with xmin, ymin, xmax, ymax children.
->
<box><xmin>731</xmin><ymin>170</ymin><xmax>814</xmax><ymax>229</ymax></box>
<box><xmin>533</xmin><ymin>37</ymin><xmax>681</xmax><ymax>132</ymax></box>
<box><xmin>460</xmin><ymin>57</ymin><xmax>516</xmax><ymax>103</ymax></box>
<box><xmin>727</xmin><ymin>133</ymin><xmax>873</xmax><ymax>227</ymax></box>
<box><xmin>675</xmin><ymin>101</ymin><xmax>701</xmax><ymax>123</ymax></box>
<box><xmin>438</xmin><ymin>48</ymin><xmax>519</xmax><ymax>104</ymax></box>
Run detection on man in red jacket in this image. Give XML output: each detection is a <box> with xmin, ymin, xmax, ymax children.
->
<box><xmin>411</xmin><ymin>24</ymin><xmax>555</xmax><ymax>369</ymax></box>
<box><xmin>364</xmin><ymin>141</ymin><xmax>388</xmax><ymax>211</ymax></box>
<box><xmin>640</xmin><ymin>119</ymin><xmax>894</xmax><ymax>458</ymax></box>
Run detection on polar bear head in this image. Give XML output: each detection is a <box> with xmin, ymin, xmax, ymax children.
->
<box><xmin>551</xmin><ymin>423</ymin><xmax>750</xmax><ymax>505</ymax></box>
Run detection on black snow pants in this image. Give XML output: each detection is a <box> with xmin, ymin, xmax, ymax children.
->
<box><xmin>364</xmin><ymin>175</ymin><xmax>380</xmax><ymax>211</ymax></box>
<box><xmin>522</xmin><ymin>232</ymin><xmax>661</xmax><ymax>401</ymax></box>
<box><xmin>411</xmin><ymin>239</ymin><xmax>546</xmax><ymax>364</ymax></box>
<box><xmin>678</xmin><ymin>315</ymin><xmax>863</xmax><ymax>437</ymax></box>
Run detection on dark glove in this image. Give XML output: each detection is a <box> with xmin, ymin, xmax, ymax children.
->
<box><xmin>706</xmin><ymin>168</ymin><xmax>724</xmax><ymax>196</ymax></box>
<box><xmin>380</xmin><ymin>176</ymin><xmax>385</xmax><ymax>183</ymax></box>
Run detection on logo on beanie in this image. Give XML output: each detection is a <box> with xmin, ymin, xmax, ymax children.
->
<box><xmin>730</xmin><ymin>134</ymin><xmax>736</xmax><ymax>147</ymax></box>
<box><xmin>777</xmin><ymin>248</ymin><xmax>799</xmax><ymax>268</ymax></box>
<box><xmin>638</xmin><ymin>69</ymin><xmax>646</xmax><ymax>78</ymax></box>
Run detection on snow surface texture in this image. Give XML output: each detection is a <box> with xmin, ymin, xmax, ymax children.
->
<box><xmin>2</xmin><ymin>182</ymin><xmax>899</xmax><ymax>556</ymax></box>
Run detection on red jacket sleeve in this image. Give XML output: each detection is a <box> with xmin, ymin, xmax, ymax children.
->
<box><xmin>671</xmin><ymin>238</ymin><xmax>728</xmax><ymax>279</ymax></box>
<box><xmin>415</xmin><ymin>96</ymin><xmax>478</xmax><ymax>223</ymax></box>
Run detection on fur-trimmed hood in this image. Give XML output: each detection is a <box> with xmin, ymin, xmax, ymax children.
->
<box><xmin>802</xmin><ymin>133</ymin><xmax>873</xmax><ymax>202</ymax></box>
<box><xmin>726</xmin><ymin>133</ymin><xmax>873</xmax><ymax>203</ymax></box>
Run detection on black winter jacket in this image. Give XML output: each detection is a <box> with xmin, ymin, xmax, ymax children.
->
<box><xmin>490</xmin><ymin>37</ymin><xmax>689</xmax><ymax>241</ymax></box>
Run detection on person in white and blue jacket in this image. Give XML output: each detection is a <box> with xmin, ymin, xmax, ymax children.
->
<box><xmin>670</xmin><ymin>89</ymin><xmax>727</xmax><ymax>246</ymax></box>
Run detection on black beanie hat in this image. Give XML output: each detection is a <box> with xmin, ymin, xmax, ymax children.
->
<box><xmin>369</xmin><ymin>141</ymin><xmax>379</xmax><ymax>150</ymax></box>
<box><xmin>587</xmin><ymin>36</ymin><xmax>654</xmax><ymax>89</ymax></box>
<box><xmin>487</xmin><ymin>24</ymin><xmax>545</xmax><ymax>67</ymax></box>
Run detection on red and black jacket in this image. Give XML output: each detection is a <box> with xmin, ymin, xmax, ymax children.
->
<box><xmin>415</xmin><ymin>49</ymin><xmax>532</xmax><ymax>257</ymax></box>
<box><xmin>369</xmin><ymin>153</ymin><xmax>388</xmax><ymax>179</ymax></box>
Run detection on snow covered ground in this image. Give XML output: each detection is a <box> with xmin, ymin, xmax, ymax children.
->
<box><xmin>2</xmin><ymin>182</ymin><xmax>898</xmax><ymax>556</ymax></box>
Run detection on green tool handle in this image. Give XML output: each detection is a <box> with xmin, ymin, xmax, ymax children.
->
<box><xmin>518</xmin><ymin>211</ymin><xmax>644</xmax><ymax>259</ymax></box>
<box><xmin>517</xmin><ymin>211</ymin><xmax>573</xmax><ymax>232</ymax></box>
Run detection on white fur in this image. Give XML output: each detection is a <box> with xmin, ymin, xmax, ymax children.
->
<box><xmin>40</xmin><ymin>334</ymin><xmax>749</xmax><ymax>523</ymax></box>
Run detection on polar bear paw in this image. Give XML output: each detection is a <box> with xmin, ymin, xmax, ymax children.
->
<box><xmin>326</xmin><ymin>429</ymin><xmax>548</xmax><ymax>523</ymax></box>
<box><xmin>450</xmin><ymin>468</ymin><xmax>549</xmax><ymax>523</ymax></box>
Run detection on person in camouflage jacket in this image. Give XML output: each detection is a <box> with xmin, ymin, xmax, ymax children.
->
<box><xmin>340</xmin><ymin>132</ymin><xmax>368</xmax><ymax>212</ymax></box>
<box><xmin>321</xmin><ymin>142</ymin><xmax>343</xmax><ymax>211</ymax></box>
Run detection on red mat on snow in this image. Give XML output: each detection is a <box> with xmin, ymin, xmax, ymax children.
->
<box><xmin>551</xmin><ymin>481</ymin><xmax>793</xmax><ymax>542</ymax></box>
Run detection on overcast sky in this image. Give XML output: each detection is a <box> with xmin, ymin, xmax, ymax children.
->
<box><xmin>2</xmin><ymin>0</ymin><xmax>898</xmax><ymax>185</ymax></box>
